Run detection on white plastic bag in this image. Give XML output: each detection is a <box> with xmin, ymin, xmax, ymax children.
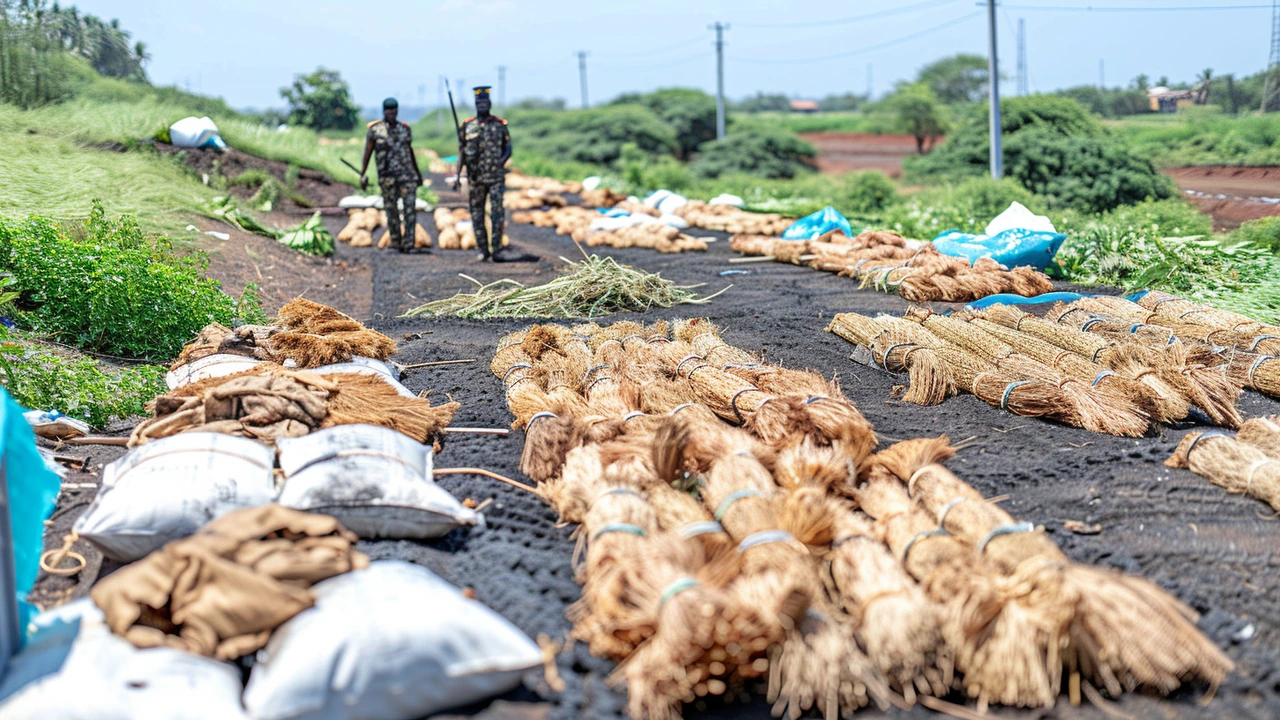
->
<box><xmin>23</xmin><ymin>410</ymin><xmax>90</xmax><ymax>440</ymax></box>
<box><xmin>74</xmin><ymin>434</ymin><xmax>277</xmax><ymax>561</ymax></box>
<box><xmin>984</xmin><ymin>201</ymin><xmax>1057</xmax><ymax>236</ymax></box>
<box><xmin>709</xmin><ymin>193</ymin><xmax>745</xmax><ymax>207</ymax></box>
<box><xmin>656</xmin><ymin>193</ymin><xmax>688</xmax><ymax>215</ymax></box>
<box><xmin>581</xmin><ymin>176</ymin><xmax>602</xmax><ymax>191</ymax></box>
<box><xmin>644</xmin><ymin>189</ymin><xmax>673</xmax><ymax>209</ymax></box>
<box><xmin>337</xmin><ymin>195</ymin><xmax>381</xmax><ymax>209</ymax></box>
<box><xmin>167</xmin><ymin>353</ymin><xmax>266</xmax><ymax>390</ymax></box>
<box><xmin>276</xmin><ymin>426</ymin><xmax>479</xmax><ymax>539</ymax></box>
<box><xmin>0</xmin><ymin>599</ymin><xmax>247</xmax><ymax>719</ymax></box>
<box><xmin>169</xmin><ymin>117</ymin><xmax>225</xmax><ymax>149</ymax></box>
<box><xmin>242</xmin><ymin>562</ymin><xmax>541</xmax><ymax>720</ymax></box>
<box><xmin>658</xmin><ymin>214</ymin><xmax>689</xmax><ymax>229</ymax></box>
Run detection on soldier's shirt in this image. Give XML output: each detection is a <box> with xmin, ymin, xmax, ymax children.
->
<box><xmin>366</xmin><ymin>119</ymin><xmax>418</xmax><ymax>182</ymax></box>
<box><xmin>461</xmin><ymin>115</ymin><xmax>510</xmax><ymax>185</ymax></box>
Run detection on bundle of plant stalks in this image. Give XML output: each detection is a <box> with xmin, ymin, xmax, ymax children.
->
<box><xmin>581</xmin><ymin>186</ymin><xmax>628</xmax><ymax>208</ymax></box>
<box><xmin>897</xmin><ymin>265</ymin><xmax>1054</xmax><ymax>304</ymax></box>
<box><xmin>337</xmin><ymin>207</ymin><xmax>387</xmax><ymax>245</ymax></box>
<box><xmin>510</xmin><ymin>206</ymin><xmax>598</xmax><ymax>235</ymax></box>
<box><xmin>504</xmin><ymin>188</ymin><xmax>568</xmax><ymax>210</ymax></box>
<box><xmin>905</xmin><ymin>307</ymin><xmax>1150</xmax><ymax>437</ymax></box>
<box><xmin>1167</xmin><ymin>430</ymin><xmax>1280</xmax><ymax>512</ymax></box>
<box><xmin>675</xmin><ymin>318</ymin><xmax>835</xmax><ymax>399</ymax></box>
<box><xmin>880</xmin><ymin>437</ymin><xmax>1233</xmax><ymax>706</ymax></box>
<box><xmin>171</xmin><ymin>298</ymin><xmax>397</xmax><ymax>370</ymax></box>
<box><xmin>506</xmin><ymin>172</ymin><xmax>582</xmax><ymax>195</ymax></box>
<box><xmin>1227</xmin><ymin>352</ymin><xmax>1280</xmax><ymax>399</ymax></box>
<box><xmin>973</xmin><ymin>304</ymin><xmax>1193</xmax><ymax>423</ymax></box>
<box><xmin>675</xmin><ymin>201</ymin><xmax>793</xmax><ymax>236</ymax></box>
<box><xmin>826</xmin><ymin>312</ymin><xmax>955</xmax><ymax>406</ymax></box>
<box><xmin>404</xmin><ymin>255</ymin><xmax>722</xmax><ymax>320</ymax></box>
<box><xmin>1236</xmin><ymin>415</ymin><xmax>1280</xmax><ymax>458</ymax></box>
<box><xmin>1047</xmin><ymin>300</ymin><xmax>1245</xmax><ymax>427</ymax></box>
<box><xmin>575</xmin><ymin>224</ymin><xmax>708</xmax><ymax>254</ymax></box>
<box><xmin>1137</xmin><ymin>290</ymin><xmax>1280</xmax><ymax>339</ymax></box>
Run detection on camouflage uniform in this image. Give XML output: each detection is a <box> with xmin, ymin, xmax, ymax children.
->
<box><xmin>366</xmin><ymin>118</ymin><xmax>419</xmax><ymax>248</ymax></box>
<box><xmin>461</xmin><ymin>114</ymin><xmax>510</xmax><ymax>257</ymax></box>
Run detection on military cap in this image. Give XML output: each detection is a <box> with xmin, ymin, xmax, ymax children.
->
<box><xmin>382</xmin><ymin>97</ymin><xmax>398</xmax><ymax>109</ymax></box>
<box><xmin>473</xmin><ymin>86</ymin><xmax>492</xmax><ymax>98</ymax></box>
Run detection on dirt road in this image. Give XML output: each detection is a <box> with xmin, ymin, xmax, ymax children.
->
<box><xmin>799</xmin><ymin>132</ymin><xmax>936</xmax><ymax>178</ymax></box>
<box><xmin>35</xmin><ymin>175</ymin><xmax>1280</xmax><ymax>720</ymax></box>
<box><xmin>1166</xmin><ymin>166</ymin><xmax>1280</xmax><ymax>230</ymax></box>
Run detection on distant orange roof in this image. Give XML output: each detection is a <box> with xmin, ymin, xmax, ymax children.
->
<box><xmin>789</xmin><ymin>99</ymin><xmax>819</xmax><ymax>111</ymax></box>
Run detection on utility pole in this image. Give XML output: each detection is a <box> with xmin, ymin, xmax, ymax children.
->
<box><xmin>1099</xmin><ymin>60</ymin><xmax>1105</xmax><ymax>89</ymax></box>
<box><xmin>1016</xmin><ymin>18</ymin><xmax>1027</xmax><ymax>96</ymax></box>
<box><xmin>867</xmin><ymin>63</ymin><xmax>873</xmax><ymax>100</ymax></box>
<box><xmin>710</xmin><ymin>22</ymin><xmax>729</xmax><ymax>139</ymax></box>
<box><xmin>986</xmin><ymin>0</ymin><xmax>1002</xmax><ymax>178</ymax></box>
<box><xmin>437</xmin><ymin>75</ymin><xmax>444</xmax><ymax>133</ymax></box>
<box><xmin>1263</xmin><ymin>0</ymin><xmax>1280</xmax><ymax>112</ymax></box>
<box><xmin>497</xmin><ymin>65</ymin><xmax>506</xmax><ymax>107</ymax></box>
<box><xmin>417</xmin><ymin>83</ymin><xmax>426</xmax><ymax>116</ymax></box>
<box><xmin>577</xmin><ymin>51</ymin><xmax>589</xmax><ymax>108</ymax></box>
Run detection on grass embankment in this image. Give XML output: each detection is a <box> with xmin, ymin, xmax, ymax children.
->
<box><xmin>1111</xmin><ymin>111</ymin><xmax>1280</xmax><ymax>167</ymax></box>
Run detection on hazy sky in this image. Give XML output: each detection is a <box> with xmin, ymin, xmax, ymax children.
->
<box><xmin>72</xmin><ymin>0</ymin><xmax>1273</xmax><ymax>109</ymax></box>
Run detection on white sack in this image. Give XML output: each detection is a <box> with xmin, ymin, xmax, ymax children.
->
<box><xmin>658</xmin><ymin>214</ymin><xmax>689</xmax><ymax>229</ymax></box>
<box><xmin>167</xmin><ymin>353</ymin><xmax>265</xmax><ymax>390</ymax></box>
<box><xmin>656</xmin><ymin>193</ymin><xmax>688</xmax><ymax>215</ymax></box>
<box><xmin>581</xmin><ymin>176</ymin><xmax>602</xmax><ymax>191</ymax></box>
<box><xmin>984</xmin><ymin>201</ymin><xmax>1057</xmax><ymax>236</ymax></box>
<box><xmin>242</xmin><ymin>562</ymin><xmax>541</xmax><ymax>720</ymax></box>
<box><xmin>709</xmin><ymin>193</ymin><xmax>745</xmax><ymax>207</ymax></box>
<box><xmin>169</xmin><ymin>116</ymin><xmax>222</xmax><ymax>149</ymax></box>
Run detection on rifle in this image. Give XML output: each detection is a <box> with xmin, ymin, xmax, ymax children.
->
<box><xmin>339</xmin><ymin>158</ymin><xmax>368</xmax><ymax>191</ymax></box>
<box><xmin>445</xmin><ymin>79</ymin><xmax>464</xmax><ymax>190</ymax></box>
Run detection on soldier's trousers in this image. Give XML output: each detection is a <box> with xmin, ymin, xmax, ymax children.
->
<box><xmin>468</xmin><ymin>181</ymin><xmax>505</xmax><ymax>256</ymax></box>
<box><xmin>379</xmin><ymin>178</ymin><xmax>417</xmax><ymax>248</ymax></box>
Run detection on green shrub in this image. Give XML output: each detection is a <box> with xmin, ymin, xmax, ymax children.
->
<box><xmin>838</xmin><ymin>171</ymin><xmax>898</xmax><ymax>214</ymax></box>
<box><xmin>882</xmin><ymin>177</ymin><xmax>1042</xmax><ymax>238</ymax></box>
<box><xmin>691</xmin><ymin>124</ymin><xmax>816</xmax><ymax>180</ymax></box>
<box><xmin>0</xmin><ymin>341</ymin><xmax>165</xmax><ymax>428</ymax></box>
<box><xmin>1097</xmin><ymin>198</ymin><xmax>1213</xmax><ymax>238</ymax></box>
<box><xmin>1229</xmin><ymin>216</ymin><xmax>1280</xmax><ymax>252</ymax></box>
<box><xmin>280</xmin><ymin>67</ymin><xmax>359</xmax><ymax>132</ymax></box>
<box><xmin>612</xmin><ymin>88</ymin><xmax>717</xmax><ymax>160</ymax></box>
<box><xmin>0</xmin><ymin>203</ymin><xmax>265</xmax><ymax>361</ymax></box>
<box><xmin>1003</xmin><ymin>127</ymin><xmax>1176</xmax><ymax>213</ymax></box>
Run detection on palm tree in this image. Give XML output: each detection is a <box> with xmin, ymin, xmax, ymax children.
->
<box><xmin>1196</xmin><ymin>68</ymin><xmax>1213</xmax><ymax>105</ymax></box>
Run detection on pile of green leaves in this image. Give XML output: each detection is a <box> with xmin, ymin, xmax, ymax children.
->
<box><xmin>203</xmin><ymin>196</ymin><xmax>276</xmax><ymax>237</ymax></box>
<box><xmin>1229</xmin><ymin>216</ymin><xmax>1280</xmax><ymax>252</ymax></box>
<box><xmin>277</xmin><ymin>212</ymin><xmax>334</xmax><ymax>257</ymax></box>
<box><xmin>882</xmin><ymin>177</ymin><xmax>1042</xmax><ymax>238</ymax></box>
<box><xmin>0</xmin><ymin>203</ymin><xmax>265</xmax><ymax>361</ymax></box>
<box><xmin>1055</xmin><ymin>227</ymin><xmax>1280</xmax><ymax>323</ymax></box>
<box><xmin>0</xmin><ymin>342</ymin><xmax>165</xmax><ymax>427</ymax></box>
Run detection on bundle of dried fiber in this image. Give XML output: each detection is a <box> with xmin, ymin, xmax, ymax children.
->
<box><xmin>323</xmin><ymin>372</ymin><xmax>459</xmax><ymax>450</ymax></box>
<box><xmin>1229</xmin><ymin>353</ymin><xmax>1280</xmax><ymax>399</ymax></box>
<box><xmin>885</xmin><ymin>437</ymin><xmax>1233</xmax><ymax>702</ymax></box>
<box><xmin>614</xmin><ymin>531</ymin><xmax>781</xmax><ymax>720</ymax></box>
<box><xmin>1137</xmin><ymin>290</ymin><xmax>1280</xmax><ymax>339</ymax></box>
<box><xmin>907</xmin><ymin>308</ymin><xmax>1149</xmax><ymax>437</ymax></box>
<box><xmin>651</xmin><ymin>405</ymin><xmax>768</xmax><ymax>488</ymax></box>
<box><xmin>1236</xmin><ymin>416</ymin><xmax>1280</xmax><ymax>459</ymax></box>
<box><xmin>897</xmin><ymin>265</ymin><xmax>1053</xmax><ymax>304</ymax></box>
<box><xmin>748</xmin><ymin>394</ymin><xmax>878</xmax><ymax>468</ymax></box>
<box><xmin>826</xmin><ymin>313</ymin><xmax>954</xmax><ymax>407</ymax></box>
<box><xmin>968</xmin><ymin>318</ymin><xmax>1160</xmax><ymax>424</ymax></box>
<box><xmin>774</xmin><ymin>440</ymin><xmax>949</xmax><ymax>700</ymax></box>
<box><xmin>1167</xmin><ymin>431</ymin><xmax>1280</xmax><ymax>512</ymax></box>
<box><xmin>677</xmin><ymin>318</ymin><xmax>836</xmax><ymax>398</ymax></box>
<box><xmin>932</xmin><ymin>344</ymin><xmax>1084</xmax><ymax>426</ymax></box>
<box><xmin>520</xmin><ymin>410</ymin><xmax>586</xmax><ymax>482</ymax></box>
<box><xmin>853</xmin><ymin>462</ymin><xmax>1046</xmax><ymax>709</ymax></box>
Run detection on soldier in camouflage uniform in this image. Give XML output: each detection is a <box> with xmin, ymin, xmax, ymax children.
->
<box><xmin>360</xmin><ymin>97</ymin><xmax>425</xmax><ymax>252</ymax></box>
<box><xmin>458</xmin><ymin>86</ymin><xmax>512</xmax><ymax>261</ymax></box>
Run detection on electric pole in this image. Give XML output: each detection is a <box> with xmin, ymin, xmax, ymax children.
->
<box><xmin>577</xmin><ymin>51</ymin><xmax>589</xmax><ymax>108</ymax></box>
<box><xmin>867</xmin><ymin>63</ymin><xmax>873</xmax><ymax>100</ymax></box>
<box><xmin>986</xmin><ymin>0</ymin><xmax>1002</xmax><ymax>178</ymax></box>
<box><xmin>437</xmin><ymin>75</ymin><xmax>444</xmax><ymax>133</ymax></box>
<box><xmin>417</xmin><ymin>83</ymin><xmax>426</xmax><ymax>116</ymax></box>
<box><xmin>1099</xmin><ymin>60</ymin><xmax>1105</xmax><ymax>89</ymax></box>
<box><xmin>1016</xmin><ymin>18</ymin><xmax>1027</xmax><ymax>96</ymax></box>
<box><xmin>1263</xmin><ymin>0</ymin><xmax>1280</xmax><ymax>112</ymax></box>
<box><xmin>710</xmin><ymin>22</ymin><xmax>729</xmax><ymax>139</ymax></box>
<box><xmin>457</xmin><ymin>78</ymin><xmax>466</xmax><ymax>109</ymax></box>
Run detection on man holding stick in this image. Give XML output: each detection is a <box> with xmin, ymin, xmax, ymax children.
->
<box><xmin>359</xmin><ymin>97</ymin><xmax>425</xmax><ymax>252</ymax></box>
<box><xmin>456</xmin><ymin>86</ymin><xmax>512</xmax><ymax>262</ymax></box>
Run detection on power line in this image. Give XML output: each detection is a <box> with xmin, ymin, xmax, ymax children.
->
<box><xmin>1000</xmin><ymin>4</ymin><xmax>1271</xmax><ymax>12</ymax></box>
<box><xmin>735</xmin><ymin>0</ymin><xmax>958</xmax><ymax>29</ymax></box>
<box><xmin>595</xmin><ymin>50</ymin><xmax>712</xmax><ymax>70</ymax></box>
<box><xmin>595</xmin><ymin>34</ymin><xmax>706</xmax><ymax>59</ymax></box>
<box><xmin>730</xmin><ymin>10</ymin><xmax>982</xmax><ymax>64</ymax></box>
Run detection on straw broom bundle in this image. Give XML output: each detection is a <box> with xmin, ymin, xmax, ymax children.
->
<box><xmin>853</xmin><ymin>462</ymin><xmax>1052</xmax><ymax>709</ymax></box>
<box><xmin>967</xmin><ymin>318</ymin><xmax>1161</xmax><ymax>424</ymax></box>
<box><xmin>825</xmin><ymin>313</ymin><xmax>955</xmax><ymax>407</ymax></box>
<box><xmin>677</xmin><ymin>320</ymin><xmax>836</xmax><ymax>399</ymax></box>
<box><xmin>1137</xmin><ymin>290</ymin><xmax>1280</xmax><ymax>339</ymax></box>
<box><xmin>1229</xmin><ymin>353</ymin><xmax>1280</xmax><ymax>399</ymax></box>
<box><xmin>882</xmin><ymin>437</ymin><xmax>1233</xmax><ymax>705</ymax></box>
<box><xmin>906</xmin><ymin>308</ymin><xmax>1149</xmax><ymax>436</ymax></box>
<box><xmin>1167</xmin><ymin>431</ymin><xmax>1280</xmax><ymax>512</ymax></box>
<box><xmin>930</xmin><ymin>344</ymin><xmax>1087</xmax><ymax>426</ymax></box>
<box><xmin>1236</xmin><ymin>416</ymin><xmax>1280</xmax><ymax>458</ymax></box>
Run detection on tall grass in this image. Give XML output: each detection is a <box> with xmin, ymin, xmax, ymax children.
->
<box><xmin>1111</xmin><ymin>111</ymin><xmax>1280</xmax><ymax>166</ymax></box>
<box><xmin>748</xmin><ymin>111</ymin><xmax>903</xmax><ymax>135</ymax></box>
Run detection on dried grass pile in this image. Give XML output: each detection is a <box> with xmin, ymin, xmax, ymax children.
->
<box><xmin>172</xmin><ymin>298</ymin><xmax>397</xmax><ymax>370</ymax></box>
<box><xmin>433</xmin><ymin>206</ymin><xmax>510</xmax><ymax>250</ymax></box>
<box><xmin>488</xmin><ymin>319</ymin><xmax>1228</xmax><ymax>718</ymax></box>
<box><xmin>734</xmin><ymin>231</ymin><xmax>1054</xmax><ymax>303</ymax></box>
<box><xmin>675</xmin><ymin>201</ymin><xmax>793</xmax><ymax>235</ymax></box>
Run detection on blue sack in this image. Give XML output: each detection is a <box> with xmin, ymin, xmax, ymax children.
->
<box><xmin>782</xmin><ymin>206</ymin><xmax>852</xmax><ymax>241</ymax></box>
<box><xmin>931</xmin><ymin>228</ymin><xmax>1067</xmax><ymax>270</ymax></box>
<box><xmin>0</xmin><ymin>389</ymin><xmax>62</xmax><ymax>663</ymax></box>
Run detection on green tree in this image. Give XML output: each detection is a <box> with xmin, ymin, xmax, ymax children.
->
<box><xmin>1195</xmin><ymin>68</ymin><xmax>1213</xmax><ymax>105</ymax></box>
<box><xmin>690</xmin><ymin>123</ymin><xmax>815</xmax><ymax>179</ymax></box>
<box><xmin>733</xmin><ymin>92</ymin><xmax>790</xmax><ymax>113</ymax></box>
<box><xmin>280</xmin><ymin>67</ymin><xmax>359</xmax><ymax>132</ymax></box>
<box><xmin>887</xmin><ymin>83</ymin><xmax>946</xmax><ymax>154</ymax></box>
<box><xmin>917</xmin><ymin>53</ymin><xmax>990</xmax><ymax>104</ymax></box>
<box><xmin>819</xmin><ymin>92</ymin><xmax>866</xmax><ymax>112</ymax></box>
<box><xmin>516</xmin><ymin>105</ymin><xmax>678</xmax><ymax>165</ymax></box>
<box><xmin>612</xmin><ymin>88</ymin><xmax>717</xmax><ymax>160</ymax></box>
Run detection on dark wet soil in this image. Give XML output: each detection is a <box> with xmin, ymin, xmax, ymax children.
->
<box><xmin>34</xmin><ymin>173</ymin><xmax>1280</xmax><ymax>720</ymax></box>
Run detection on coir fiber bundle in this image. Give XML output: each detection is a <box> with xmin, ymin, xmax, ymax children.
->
<box><xmin>1137</xmin><ymin>290</ymin><xmax>1280</xmax><ymax>340</ymax></box>
<box><xmin>1229</xmin><ymin>353</ymin><xmax>1280</xmax><ymax>400</ymax></box>
<box><xmin>906</xmin><ymin>308</ymin><xmax>1149</xmax><ymax>436</ymax></box>
<box><xmin>271</xmin><ymin>298</ymin><xmax>397</xmax><ymax>365</ymax></box>
<box><xmin>677</xmin><ymin>319</ymin><xmax>836</xmax><ymax>399</ymax></box>
<box><xmin>826</xmin><ymin>313</ymin><xmax>954</xmax><ymax>406</ymax></box>
<box><xmin>1167</xmin><ymin>431</ymin><xmax>1280</xmax><ymax>512</ymax></box>
<box><xmin>321</xmin><ymin>372</ymin><xmax>458</xmax><ymax>450</ymax></box>
<box><xmin>931</xmin><ymin>344</ymin><xmax>1084</xmax><ymax>426</ymax></box>
<box><xmin>883</xmin><ymin>437</ymin><xmax>1233</xmax><ymax>703</ymax></box>
<box><xmin>1236</xmin><ymin>416</ymin><xmax>1280</xmax><ymax>459</ymax></box>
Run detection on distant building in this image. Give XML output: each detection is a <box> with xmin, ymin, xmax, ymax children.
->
<box><xmin>789</xmin><ymin>99</ymin><xmax>820</xmax><ymax>114</ymax></box>
<box><xmin>1147</xmin><ymin>86</ymin><xmax>1195</xmax><ymax>113</ymax></box>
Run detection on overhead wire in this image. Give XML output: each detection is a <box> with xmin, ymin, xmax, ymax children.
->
<box><xmin>730</xmin><ymin>10</ymin><xmax>984</xmax><ymax>65</ymax></box>
<box><xmin>595</xmin><ymin>34</ymin><xmax>708</xmax><ymax>59</ymax></box>
<box><xmin>1000</xmin><ymin>3</ymin><xmax>1270</xmax><ymax>11</ymax></box>
<box><xmin>734</xmin><ymin>0</ymin><xmax>961</xmax><ymax>28</ymax></box>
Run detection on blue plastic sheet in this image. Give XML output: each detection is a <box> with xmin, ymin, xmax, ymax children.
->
<box><xmin>1</xmin><ymin>389</ymin><xmax>61</xmax><ymax>654</ymax></box>
<box><xmin>782</xmin><ymin>206</ymin><xmax>852</xmax><ymax>241</ymax></box>
<box><xmin>965</xmin><ymin>291</ymin><xmax>1091</xmax><ymax>310</ymax></box>
<box><xmin>931</xmin><ymin>228</ymin><xmax>1067</xmax><ymax>270</ymax></box>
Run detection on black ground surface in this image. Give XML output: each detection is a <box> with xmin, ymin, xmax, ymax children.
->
<box><xmin>34</xmin><ymin>176</ymin><xmax>1280</xmax><ymax>720</ymax></box>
